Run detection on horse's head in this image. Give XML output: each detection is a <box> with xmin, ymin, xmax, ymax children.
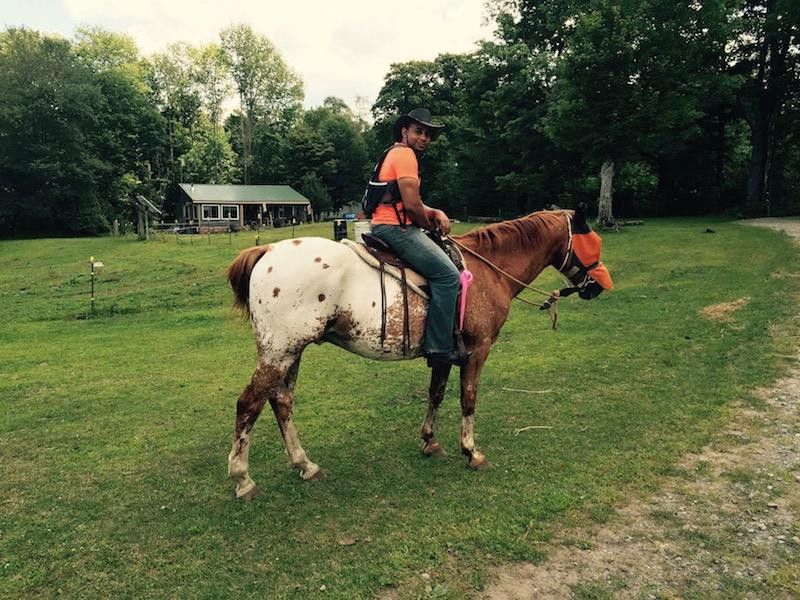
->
<box><xmin>556</xmin><ymin>204</ymin><xmax>613</xmax><ymax>300</ymax></box>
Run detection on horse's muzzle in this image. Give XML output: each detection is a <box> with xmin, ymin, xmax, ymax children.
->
<box><xmin>578</xmin><ymin>280</ymin><xmax>604</xmax><ymax>300</ymax></box>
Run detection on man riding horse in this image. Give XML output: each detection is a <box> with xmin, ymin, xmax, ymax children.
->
<box><xmin>368</xmin><ymin>108</ymin><xmax>470</xmax><ymax>367</ymax></box>
<box><xmin>224</xmin><ymin>113</ymin><xmax>614</xmax><ymax>500</ymax></box>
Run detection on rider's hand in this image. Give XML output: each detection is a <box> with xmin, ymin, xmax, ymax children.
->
<box><xmin>431</xmin><ymin>210</ymin><xmax>452</xmax><ymax>235</ymax></box>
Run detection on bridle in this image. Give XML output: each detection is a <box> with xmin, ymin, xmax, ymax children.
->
<box><xmin>554</xmin><ymin>214</ymin><xmax>606</xmax><ymax>300</ymax></box>
<box><xmin>558</xmin><ymin>211</ymin><xmax>574</xmax><ymax>272</ymax></box>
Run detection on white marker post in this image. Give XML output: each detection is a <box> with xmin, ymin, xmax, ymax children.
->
<box><xmin>90</xmin><ymin>256</ymin><xmax>104</xmax><ymax>314</ymax></box>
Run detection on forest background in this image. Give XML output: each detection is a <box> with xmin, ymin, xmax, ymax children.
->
<box><xmin>1</xmin><ymin>0</ymin><xmax>798</xmax><ymax>236</ymax></box>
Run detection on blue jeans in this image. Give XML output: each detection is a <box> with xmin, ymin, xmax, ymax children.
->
<box><xmin>371</xmin><ymin>224</ymin><xmax>460</xmax><ymax>353</ymax></box>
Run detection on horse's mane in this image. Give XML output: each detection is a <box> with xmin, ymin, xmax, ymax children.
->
<box><xmin>455</xmin><ymin>210</ymin><xmax>567</xmax><ymax>254</ymax></box>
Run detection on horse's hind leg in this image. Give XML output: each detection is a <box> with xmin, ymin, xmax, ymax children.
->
<box><xmin>228</xmin><ymin>356</ymin><xmax>322</xmax><ymax>500</ymax></box>
<box><xmin>421</xmin><ymin>362</ymin><xmax>451</xmax><ymax>458</ymax></box>
<box><xmin>271</xmin><ymin>356</ymin><xmax>324</xmax><ymax>481</ymax></box>
<box><xmin>228</xmin><ymin>361</ymin><xmax>288</xmax><ymax>500</ymax></box>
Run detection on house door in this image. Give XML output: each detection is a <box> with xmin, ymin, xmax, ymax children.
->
<box><xmin>243</xmin><ymin>205</ymin><xmax>261</xmax><ymax>228</ymax></box>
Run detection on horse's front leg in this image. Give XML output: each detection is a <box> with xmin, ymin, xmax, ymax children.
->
<box><xmin>459</xmin><ymin>344</ymin><xmax>492</xmax><ymax>470</ymax></box>
<box><xmin>421</xmin><ymin>361</ymin><xmax>452</xmax><ymax>458</ymax></box>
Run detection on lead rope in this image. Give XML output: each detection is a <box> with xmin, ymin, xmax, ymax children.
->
<box><xmin>447</xmin><ymin>214</ymin><xmax>573</xmax><ymax>331</ymax></box>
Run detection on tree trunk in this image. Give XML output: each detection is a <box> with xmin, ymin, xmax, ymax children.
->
<box><xmin>243</xmin><ymin>114</ymin><xmax>252</xmax><ymax>184</ymax></box>
<box><xmin>714</xmin><ymin>117</ymin><xmax>726</xmax><ymax>208</ymax></box>
<box><xmin>239</xmin><ymin>94</ymin><xmax>251</xmax><ymax>184</ymax></box>
<box><xmin>597</xmin><ymin>158</ymin><xmax>616</xmax><ymax>228</ymax></box>
<box><xmin>746</xmin><ymin>104</ymin><xmax>769</xmax><ymax>211</ymax></box>
<box><xmin>745</xmin><ymin>0</ymin><xmax>791</xmax><ymax>215</ymax></box>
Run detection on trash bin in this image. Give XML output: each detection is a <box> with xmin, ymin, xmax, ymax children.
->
<box><xmin>353</xmin><ymin>220</ymin><xmax>371</xmax><ymax>243</ymax></box>
<box><xmin>333</xmin><ymin>219</ymin><xmax>347</xmax><ymax>241</ymax></box>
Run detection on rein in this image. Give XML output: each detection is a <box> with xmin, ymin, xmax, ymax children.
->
<box><xmin>447</xmin><ymin>214</ymin><xmax>574</xmax><ymax>330</ymax></box>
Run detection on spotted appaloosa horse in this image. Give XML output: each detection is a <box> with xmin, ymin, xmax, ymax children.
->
<box><xmin>226</xmin><ymin>209</ymin><xmax>607</xmax><ymax>500</ymax></box>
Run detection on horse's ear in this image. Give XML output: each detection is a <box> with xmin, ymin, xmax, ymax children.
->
<box><xmin>573</xmin><ymin>203</ymin><xmax>590</xmax><ymax>232</ymax></box>
<box><xmin>575</xmin><ymin>203</ymin><xmax>588</xmax><ymax>224</ymax></box>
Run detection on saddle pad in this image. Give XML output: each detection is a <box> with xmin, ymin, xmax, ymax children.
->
<box><xmin>340</xmin><ymin>239</ymin><xmax>430</xmax><ymax>300</ymax></box>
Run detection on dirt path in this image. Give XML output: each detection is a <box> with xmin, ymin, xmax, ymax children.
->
<box><xmin>484</xmin><ymin>219</ymin><xmax>800</xmax><ymax>599</ymax></box>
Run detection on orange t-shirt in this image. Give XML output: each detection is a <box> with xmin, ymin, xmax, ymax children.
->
<box><xmin>370</xmin><ymin>145</ymin><xmax>419</xmax><ymax>226</ymax></box>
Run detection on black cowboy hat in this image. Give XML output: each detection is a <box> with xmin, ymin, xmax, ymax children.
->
<box><xmin>393</xmin><ymin>108</ymin><xmax>444</xmax><ymax>141</ymax></box>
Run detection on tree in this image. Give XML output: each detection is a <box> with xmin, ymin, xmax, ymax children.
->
<box><xmin>247</xmin><ymin>116</ymin><xmax>287</xmax><ymax>184</ymax></box>
<box><xmin>220</xmin><ymin>24</ymin><xmax>303</xmax><ymax>183</ymax></box>
<box><xmin>302</xmin><ymin>99</ymin><xmax>369</xmax><ymax>210</ymax></box>
<box><xmin>542</xmin><ymin>2</ymin><xmax>650</xmax><ymax>226</ymax></box>
<box><xmin>147</xmin><ymin>43</ymin><xmax>205</xmax><ymax>216</ymax></box>
<box><xmin>73</xmin><ymin>27</ymin><xmax>167</xmax><ymax>225</ymax></box>
<box><xmin>299</xmin><ymin>172</ymin><xmax>332</xmax><ymax>220</ymax></box>
<box><xmin>249</xmin><ymin>99</ymin><xmax>371</xmax><ymax>214</ymax></box>
<box><xmin>149</xmin><ymin>43</ymin><xmax>203</xmax><ymax>149</ymax></box>
<box><xmin>488</xmin><ymin>0</ymin><xmax>726</xmax><ymax>224</ymax></box>
<box><xmin>455</xmin><ymin>41</ymin><xmax>566</xmax><ymax>217</ymax></box>
<box><xmin>190</xmin><ymin>43</ymin><xmax>232</xmax><ymax>129</ymax></box>
<box><xmin>0</xmin><ymin>28</ymin><xmax>110</xmax><ymax>234</ymax></box>
<box><xmin>73</xmin><ymin>26</ymin><xmax>143</xmax><ymax>81</ymax></box>
<box><xmin>182</xmin><ymin>116</ymin><xmax>239</xmax><ymax>184</ymax></box>
<box><xmin>729</xmin><ymin>0</ymin><xmax>800</xmax><ymax>213</ymax></box>
<box><xmin>768</xmin><ymin>71</ymin><xmax>800</xmax><ymax>213</ymax></box>
<box><xmin>280</xmin><ymin>122</ymin><xmax>336</xmax><ymax>194</ymax></box>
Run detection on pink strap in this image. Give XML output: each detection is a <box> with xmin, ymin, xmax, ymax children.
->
<box><xmin>458</xmin><ymin>270</ymin><xmax>474</xmax><ymax>330</ymax></box>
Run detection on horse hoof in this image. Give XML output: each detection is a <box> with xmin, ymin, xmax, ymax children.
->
<box><xmin>237</xmin><ymin>485</ymin><xmax>263</xmax><ymax>502</ymax></box>
<box><xmin>301</xmin><ymin>465</ymin><xmax>326</xmax><ymax>482</ymax></box>
<box><xmin>468</xmin><ymin>456</ymin><xmax>492</xmax><ymax>471</ymax></box>
<box><xmin>422</xmin><ymin>442</ymin><xmax>448</xmax><ymax>458</ymax></box>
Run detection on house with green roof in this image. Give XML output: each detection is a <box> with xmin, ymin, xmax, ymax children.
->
<box><xmin>177</xmin><ymin>183</ymin><xmax>312</xmax><ymax>232</ymax></box>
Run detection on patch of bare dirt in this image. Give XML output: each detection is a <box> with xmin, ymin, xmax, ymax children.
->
<box><xmin>483</xmin><ymin>219</ymin><xmax>800</xmax><ymax>599</ymax></box>
<box><xmin>742</xmin><ymin>217</ymin><xmax>800</xmax><ymax>242</ymax></box>
<box><xmin>701</xmin><ymin>297</ymin><xmax>750</xmax><ymax>322</ymax></box>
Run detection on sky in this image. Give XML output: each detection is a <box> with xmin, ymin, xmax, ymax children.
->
<box><xmin>2</xmin><ymin>0</ymin><xmax>495</xmax><ymax>111</ymax></box>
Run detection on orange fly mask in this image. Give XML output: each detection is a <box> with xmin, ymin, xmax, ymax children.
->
<box><xmin>557</xmin><ymin>207</ymin><xmax>613</xmax><ymax>300</ymax></box>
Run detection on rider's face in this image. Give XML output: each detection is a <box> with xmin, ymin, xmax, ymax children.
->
<box><xmin>402</xmin><ymin>123</ymin><xmax>432</xmax><ymax>152</ymax></box>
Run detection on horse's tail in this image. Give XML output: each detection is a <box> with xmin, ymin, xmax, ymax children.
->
<box><xmin>227</xmin><ymin>245</ymin><xmax>270</xmax><ymax>318</ymax></box>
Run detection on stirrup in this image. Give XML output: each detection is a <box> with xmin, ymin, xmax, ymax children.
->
<box><xmin>425</xmin><ymin>349</ymin><xmax>472</xmax><ymax>367</ymax></box>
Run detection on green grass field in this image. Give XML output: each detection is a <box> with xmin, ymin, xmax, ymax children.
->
<box><xmin>1</xmin><ymin>218</ymin><xmax>799</xmax><ymax>598</ymax></box>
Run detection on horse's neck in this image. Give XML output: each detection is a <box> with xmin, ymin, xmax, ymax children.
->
<box><xmin>461</xmin><ymin>217</ymin><xmax>563</xmax><ymax>291</ymax></box>
<box><xmin>489</xmin><ymin>246</ymin><xmax>551</xmax><ymax>289</ymax></box>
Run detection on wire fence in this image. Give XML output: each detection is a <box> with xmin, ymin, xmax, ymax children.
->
<box><xmin>115</xmin><ymin>220</ymin><xmax>346</xmax><ymax>247</ymax></box>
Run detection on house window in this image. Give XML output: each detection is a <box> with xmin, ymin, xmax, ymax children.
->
<box><xmin>202</xmin><ymin>204</ymin><xmax>220</xmax><ymax>220</ymax></box>
<box><xmin>221</xmin><ymin>205</ymin><xmax>239</xmax><ymax>220</ymax></box>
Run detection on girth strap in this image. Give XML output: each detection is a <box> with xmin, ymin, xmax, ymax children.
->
<box><xmin>379</xmin><ymin>262</ymin><xmax>387</xmax><ymax>347</ymax></box>
<box><xmin>400</xmin><ymin>264</ymin><xmax>410</xmax><ymax>356</ymax></box>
